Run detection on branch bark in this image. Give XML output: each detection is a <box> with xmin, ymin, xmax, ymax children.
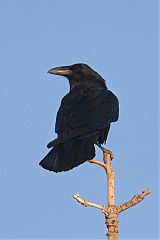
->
<box><xmin>73</xmin><ymin>146</ymin><xmax>151</xmax><ymax>239</ymax></box>
<box><xmin>72</xmin><ymin>193</ymin><xmax>105</xmax><ymax>211</ymax></box>
<box><xmin>116</xmin><ymin>188</ymin><xmax>151</xmax><ymax>213</ymax></box>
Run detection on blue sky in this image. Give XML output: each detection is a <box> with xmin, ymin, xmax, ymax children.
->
<box><xmin>0</xmin><ymin>0</ymin><xmax>158</xmax><ymax>239</ymax></box>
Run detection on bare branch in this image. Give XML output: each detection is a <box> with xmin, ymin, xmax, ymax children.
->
<box><xmin>88</xmin><ymin>159</ymin><xmax>107</xmax><ymax>169</ymax></box>
<box><xmin>73</xmin><ymin>145</ymin><xmax>151</xmax><ymax>239</ymax></box>
<box><xmin>116</xmin><ymin>188</ymin><xmax>151</xmax><ymax>213</ymax></box>
<box><xmin>73</xmin><ymin>193</ymin><xmax>105</xmax><ymax>211</ymax></box>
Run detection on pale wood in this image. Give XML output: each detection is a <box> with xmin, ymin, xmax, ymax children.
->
<box><xmin>116</xmin><ymin>188</ymin><xmax>151</xmax><ymax>213</ymax></box>
<box><xmin>88</xmin><ymin>159</ymin><xmax>107</xmax><ymax>169</ymax></box>
<box><xmin>73</xmin><ymin>146</ymin><xmax>151</xmax><ymax>239</ymax></box>
<box><xmin>73</xmin><ymin>193</ymin><xmax>105</xmax><ymax>211</ymax></box>
<box><xmin>107</xmin><ymin>171</ymin><xmax>115</xmax><ymax>206</ymax></box>
<box><xmin>103</xmin><ymin>151</ymin><xmax>117</xmax><ymax>239</ymax></box>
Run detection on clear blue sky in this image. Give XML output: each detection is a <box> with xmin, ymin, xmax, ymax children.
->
<box><xmin>0</xmin><ymin>0</ymin><xmax>158</xmax><ymax>239</ymax></box>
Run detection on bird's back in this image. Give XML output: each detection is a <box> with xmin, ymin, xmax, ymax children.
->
<box><xmin>55</xmin><ymin>86</ymin><xmax>119</xmax><ymax>143</ymax></box>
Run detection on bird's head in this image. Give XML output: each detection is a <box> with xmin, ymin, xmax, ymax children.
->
<box><xmin>48</xmin><ymin>63</ymin><xmax>107</xmax><ymax>89</ymax></box>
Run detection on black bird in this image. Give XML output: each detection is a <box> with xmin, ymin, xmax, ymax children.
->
<box><xmin>39</xmin><ymin>63</ymin><xmax>119</xmax><ymax>172</ymax></box>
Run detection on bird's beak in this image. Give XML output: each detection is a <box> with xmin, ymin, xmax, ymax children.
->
<box><xmin>48</xmin><ymin>66</ymin><xmax>72</xmax><ymax>76</ymax></box>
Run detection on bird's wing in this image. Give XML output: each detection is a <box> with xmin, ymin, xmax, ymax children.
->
<box><xmin>48</xmin><ymin>88</ymin><xmax>118</xmax><ymax>148</ymax></box>
<box><xmin>68</xmin><ymin>89</ymin><xmax>119</xmax><ymax>127</ymax></box>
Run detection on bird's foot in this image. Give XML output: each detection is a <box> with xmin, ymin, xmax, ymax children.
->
<box><xmin>96</xmin><ymin>143</ymin><xmax>114</xmax><ymax>160</ymax></box>
<box><xmin>105</xmin><ymin>149</ymin><xmax>114</xmax><ymax>160</ymax></box>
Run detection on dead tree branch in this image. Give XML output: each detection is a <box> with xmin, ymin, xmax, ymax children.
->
<box><xmin>72</xmin><ymin>193</ymin><xmax>105</xmax><ymax>211</ymax></box>
<box><xmin>116</xmin><ymin>188</ymin><xmax>151</xmax><ymax>213</ymax></box>
<box><xmin>73</xmin><ymin>146</ymin><xmax>151</xmax><ymax>239</ymax></box>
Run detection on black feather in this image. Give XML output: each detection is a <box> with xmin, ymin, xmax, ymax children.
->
<box><xmin>39</xmin><ymin>63</ymin><xmax>119</xmax><ymax>172</ymax></box>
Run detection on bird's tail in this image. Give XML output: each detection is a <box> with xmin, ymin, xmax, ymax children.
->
<box><xmin>39</xmin><ymin>137</ymin><xmax>95</xmax><ymax>172</ymax></box>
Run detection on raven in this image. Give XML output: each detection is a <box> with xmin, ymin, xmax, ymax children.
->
<box><xmin>39</xmin><ymin>63</ymin><xmax>119</xmax><ymax>172</ymax></box>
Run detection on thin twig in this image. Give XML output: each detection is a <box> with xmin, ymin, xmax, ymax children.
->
<box><xmin>88</xmin><ymin>159</ymin><xmax>107</xmax><ymax>169</ymax></box>
<box><xmin>73</xmin><ymin>193</ymin><xmax>105</xmax><ymax>211</ymax></box>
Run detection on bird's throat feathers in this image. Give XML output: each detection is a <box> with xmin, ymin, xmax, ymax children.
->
<box><xmin>68</xmin><ymin>75</ymin><xmax>107</xmax><ymax>90</ymax></box>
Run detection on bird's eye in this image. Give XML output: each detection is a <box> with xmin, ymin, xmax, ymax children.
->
<box><xmin>72</xmin><ymin>65</ymin><xmax>80</xmax><ymax>71</ymax></box>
